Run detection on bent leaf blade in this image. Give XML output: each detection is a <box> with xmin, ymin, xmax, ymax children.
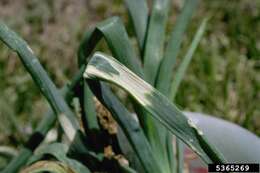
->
<box><xmin>84</xmin><ymin>52</ymin><xmax>226</xmax><ymax>164</ymax></box>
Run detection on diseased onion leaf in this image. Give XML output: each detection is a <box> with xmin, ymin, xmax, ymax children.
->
<box><xmin>84</xmin><ymin>52</ymin><xmax>226</xmax><ymax>164</ymax></box>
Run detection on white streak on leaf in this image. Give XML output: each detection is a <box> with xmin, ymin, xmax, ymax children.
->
<box><xmin>59</xmin><ymin>113</ymin><xmax>76</xmax><ymax>141</ymax></box>
<box><xmin>84</xmin><ymin>53</ymin><xmax>154</xmax><ymax>107</ymax></box>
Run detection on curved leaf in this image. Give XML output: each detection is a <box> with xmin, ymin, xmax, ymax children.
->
<box><xmin>84</xmin><ymin>52</ymin><xmax>226</xmax><ymax>164</ymax></box>
<box><xmin>21</xmin><ymin>161</ymin><xmax>77</xmax><ymax>173</ymax></box>
<box><xmin>78</xmin><ymin>16</ymin><xmax>143</xmax><ymax>77</ymax></box>
<box><xmin>28</xmin><ymin>143</ymin><xmax>91</xmax><ymax>173</ymax></box>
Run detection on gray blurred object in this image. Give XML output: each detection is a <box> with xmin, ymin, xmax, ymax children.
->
<box><xmin>185</xmin><ymin>112</ymin><xmax>260</xmax><ymax>163</ymax></box>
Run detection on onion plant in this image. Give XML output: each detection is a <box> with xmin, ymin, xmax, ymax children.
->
<box><xmin>2</xmin><ymin>0</ymin><xmax>251</xmax><ymax>172</ymax></box>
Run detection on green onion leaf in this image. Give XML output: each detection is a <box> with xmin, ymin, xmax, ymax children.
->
<box><xmin>123</xmin><ymin>0</ymin><xmax>149</xmax><ymax>51</ymax></box>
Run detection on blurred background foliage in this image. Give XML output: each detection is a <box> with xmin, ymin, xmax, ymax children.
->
<box><xmin>0</xmin><ymin>0</ymin><xmax>259</xmax><ymax>148</ymax></box>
